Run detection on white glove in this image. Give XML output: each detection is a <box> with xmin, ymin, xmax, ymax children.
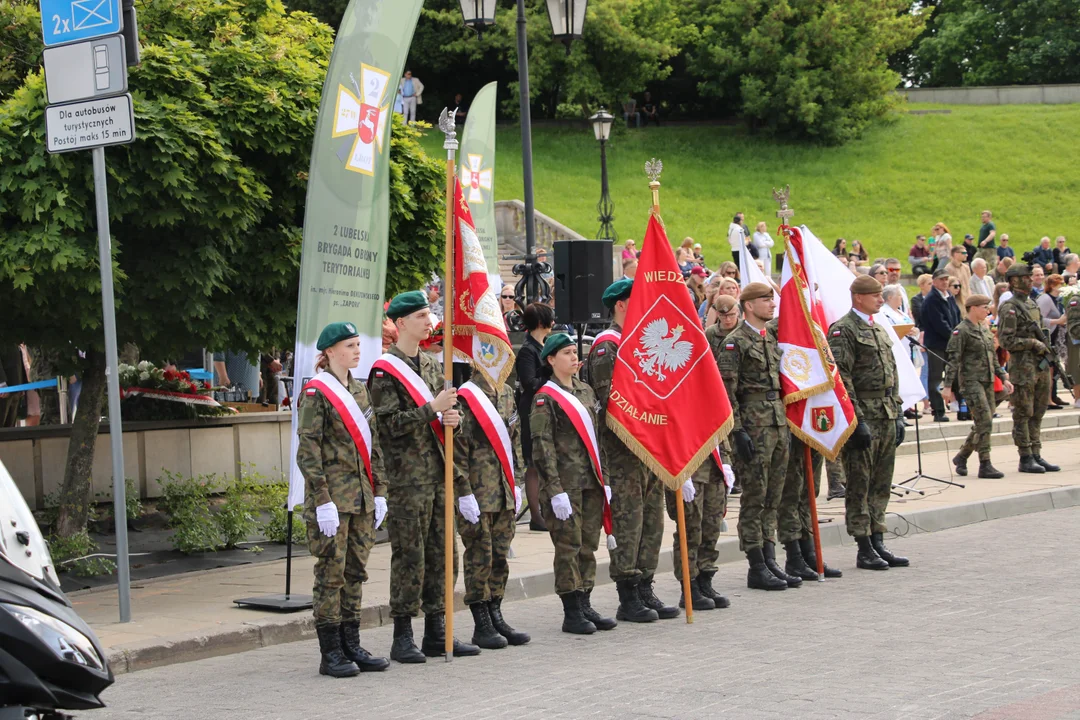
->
<box><xmin>681</xmin><ymin>479</ymin><xmax>696</xmax><ymax>503</ymax></box>
<box><xmin>551</xmin><ymin>492</ymin><xmax>573</xmax><ymax>521</ymax></box>
<box><xmin>374</xmin><ymin>497</ymin><xmax>387</xmax><ymax>529</ymax></box>
<box><xmin>458</xmin><ymin>494</ymin><xmax>481</xmax><ymax>525</ymax></box>
<box><xmin>315</xmin><ymin>501</ymin><xmax>339</xmax><ymax>538</ymax></box>
<box><xmin>722</xmin><ymin>464</ymin><xmax>736</xmax><ymax>490</ymax></box>
<box><xmin>604</xmin><ymin>485</ymin><xmax>612</xmax><ymax>503</ymax></box>
<box><xmin>514</xmin><ymin>486</ymin><xmax>523</xmax><ymax>514</ymax></box>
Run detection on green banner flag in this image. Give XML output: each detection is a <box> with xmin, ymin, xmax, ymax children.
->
<box><xmin>289</xmin><ymin>0</ymin><xmax>424</xmax><ymax>508</ymax></box>
<box><xmin>458</xmin><ymin>82</ymin><xmax>500</xmax><ymax>287</ymax></box>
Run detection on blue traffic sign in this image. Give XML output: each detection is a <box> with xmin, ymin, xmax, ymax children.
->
<box><xmin>40</xmin><ymin>0</ymin><xmax>122</xmax><ymax>47</ymax></box>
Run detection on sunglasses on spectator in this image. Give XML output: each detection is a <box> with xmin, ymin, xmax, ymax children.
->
<box><xmin>950</xmin><ymin>284</ymin><xmax>961</xmax><ymax>289</ymax></box>
<box><xmin>501</xmin><ymin>294</ymin><xmax>514</xmax><ymax>299</ymax></box>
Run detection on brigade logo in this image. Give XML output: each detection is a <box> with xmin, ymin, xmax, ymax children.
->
<box><xmin>782</xmin><ymin>347</ymin><xmax>812</xmax><ymax>384</ymax></box>
<box><xmin>811</xmin><ymin>406</ymin><xmax>835</xmax><ymax>433</ymax></box>
<box><xmin>332</xmin><ymin>64</ymin><xmax>391</xmax><ymax>176</ymax></box>
<box><xmin>620</xmin><ymin>296</ymin><xmax>709</xmax><ymax>400</ymax></box>
<box><xmin>460</xmin><ymin>153</ymin><xmax>493</xmax><ymax>204</ymax></box>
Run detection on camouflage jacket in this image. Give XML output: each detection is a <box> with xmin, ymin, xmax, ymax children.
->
<box><xmin>453</xmin><ymin>377</ymin><xmax>524</xmax><ymax>512</ymax></box>
<box><xmin>582</xmin><ymin>324</ymin><xmax>645</xmax><ymax>484</ymax></box>
<box><xmin>368</xmin><ymin>344</ymin><xmax>445</xmax><ymax>487</ymax></box>
<box><xmin>297</xmin><ymin>374</ymin><xmax>388</xmax><ymax>515</ymax></box>
<box><xmin>718</xmin><ymin>320</ymin><xmax>786</xmax><ymax>432</ymax></box>
<box><xmin>705</xmin><ymin>323</ymin><xmax>735</xmax><ymax>456</ymax></box>
<box><xmin>530</xmin><ymin>377</ymin><xmax>602</xmax><ymax>496</ymax></box>
<box><xmin>997</xmin><ymin>293</ymin><xmax>1048</xmax><ymax>379</ymax></box>
<box><xmin>1068</xmin><ymin>295</ymin><xmax>1080</xmax><ymax>344</ymax></box>
<box><xmin>943</xmin><ymin>319</ymin><xmax>1007</xmax><ymax>390</ymax></box>
<box><xmin>827</xmin><ymin>310</ymin><xmax>901</xmax><ymax>421</ymax></box>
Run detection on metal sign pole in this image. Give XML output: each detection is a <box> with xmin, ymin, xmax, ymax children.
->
<box><xmin>92</xmin><ymin>146</ymin><xmax>131</xmax><ymax>623</ymax></box>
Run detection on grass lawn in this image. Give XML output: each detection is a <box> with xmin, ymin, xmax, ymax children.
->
<box><xmin>417</xmin><ymin>103</ymin><xmax>1079</xmax><ymax>268</ymax></box>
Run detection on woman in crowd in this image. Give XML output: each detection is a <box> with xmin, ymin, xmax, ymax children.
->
<box><xmin>716</xmin><ymin>261</ymin><xmax>739</xmax><ymax>282</ymax></box>
<box><xmin>621</xmin><ymin>240</ymin><xmax>637</xmax><ymax>262</ymax></box>
<box><xmin>676</xmin><ymin>237</ymin><xmax>696</xmax><ymax>275</ymax></box>
<box><xmin>850</xmin><ymin>240</ymin><xmax>869</xmax><ymax>266</ymax></box>
<box><xmin>1037</xmin><ymin>274</ymin><xmax>1070</xmax><ymax>408</ymax></box>
<box><xmin>515</xmin><ymin>302</ymin><xmax>555</xmax><ymax>531</ymax></box>
<box><xmin>930</xmin><ymin>222</ymin><xmax>952</xmax><ymax>272</ymax></box>
<box><xmin>704</xmin><ymin>278</ymin><xmax>741</xmax><ymax>327</ymax></box>
<box><xmin>991</xmin><ymin>282</ymin><xmax>1010</xmax><ymax>321</ymax></box>
<box><xmin>832</xmin><ymin>238</ymin><xmax>847</xmax><ymax>258</ymax></box>
<box><xmin>501</xmin><ymin>288</ymin><xmax>523</xmax><ymax>332</ymax></box>
<box><xmin>699</xmin><ymin>272</ymin><xmax>724</xmax><ymax>321</ymax></box>
<box><xmin>688</xmin><ymin>267</ymin><xmax>708</xmax><ymax>308</ymax></box>
<box><xmin>752</xmin><ymin>222</ymin><xmax>775</xmax><ymax>275</ymax></box>
<box><xmin>1053</xmin><ymin>237</ymin><xmax>1070</xmax><ymax>273</ymax></box>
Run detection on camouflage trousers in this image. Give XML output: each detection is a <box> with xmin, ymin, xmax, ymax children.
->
<box><xmin>841</xmin><ymin>416</ymin><xmax>896</xmax><ymax>537</ymax></box>
<box><xmin>665</xmin><ymin>459</ymin><xmax>728</xmax><ymax>581</ymax></box>
<box><xmin>733</xmin><ymin>425</ymin><xmax>790</xmax><ymax>551</ymax></box>
<box><xmin>540</xmin><ymin>485</ymin><xmax>605</xmax><ymax>595</ymax></box>
<box><xmin>1011</xmin><ymin>369</ymin><xmax>1051</xmax><ymax>457</ymax></box>
<box><xmin>306</xmin><ymin>510</ymin><xmax>375</xmax><ymax>627</ymax></box>
<box><xmin>387</xmin><ymin>483</ymin><xmax>459</xmax><ymax>618</ymax></box>
<box><xmin>779</xmin><ymin>437</ymin><xmax>827</xmax><ymax>543</ymax></box>
<box><xmin>459</xmin><ymin>509</ymin><xmax>515</xmax><ymax>605</ymax></box>
<box><xmin>958</xmin><ymin>381</ymin><xmax>995</xmax><ymax>461</ymax></box>
<box><xmin>975</xmin><ymin>247</ymin><xmax>997</xmax><ymax>268</ymax></box>
<box><xmin>608</xmin><ymin>462</ymin><xmax>664</xmax><ymax>582</ymax></box>
<box><xmin>826</xmin><ymin>459</ymin><xmax>846</xmax><ymax>496</ymax></box>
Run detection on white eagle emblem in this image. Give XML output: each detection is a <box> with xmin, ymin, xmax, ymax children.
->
<box><xmin>633</xmin><ymin>318</ymin><xmax>694</xmax><ymax>382</ymax></box>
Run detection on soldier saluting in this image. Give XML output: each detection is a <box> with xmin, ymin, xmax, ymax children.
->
<box><xmin>942</xmin><ymin>295</ymin><xmax>1012</xmax><ymax>478</ymax></box>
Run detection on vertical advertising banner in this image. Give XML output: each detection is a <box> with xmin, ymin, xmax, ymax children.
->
<box><xmin>458</xmin><ymin>82</ymin><xmax>500</xmax><ymax>288</ymax></box>
<box><xmin>288</xmin><ymin>0</ymin><xmax>424</xmax><ymax>509</ymax></box>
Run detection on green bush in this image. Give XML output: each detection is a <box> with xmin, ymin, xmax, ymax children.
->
<box><xmin>262</xmin><ymin>483</ymin><xmax>307</xmax><ymax>547</ymax></box>
<box><xmin>93</xmin><ymin>478</ymin><xmax>143</xmax><ymax>524</ymax></box>
<box><xmin>216</xmin><ymin>474</ymin><xmax>263</xmax><ymax>550</ymax></box>
<box><xmin>160</xmin><ymin>471</ymin><xmax>220</xmax><ymax>554</ymax></box>
<box><xmin>47</xmin><ymin>530</ymin><xmax>116</xmax><ymax>578</ymax></box>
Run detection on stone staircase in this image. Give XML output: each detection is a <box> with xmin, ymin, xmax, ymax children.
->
<box><xmin>895</xmin><ymin>408</ymin><xmax>1080</xmax><ymax>457</ymax></box>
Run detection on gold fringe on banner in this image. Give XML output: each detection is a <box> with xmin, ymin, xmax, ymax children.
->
<box><xmin>607</xmin><ymin>412</ymin><xmax>734</xmax><ymax>492</ymax></box>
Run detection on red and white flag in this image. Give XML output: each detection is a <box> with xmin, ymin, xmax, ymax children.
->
<box><xmin>607</xmin><ymin>214</ymin><xmax>733</xmax><ymax>489</ymax></box>
<box><xmin>777</xmin><ymin>225</ymin><xmax>856</xmax><ymax>461</ymax></box>
<box><xmin>451</xmin><ymin>182</ymin><xmax>514</xmax><ymax>389</ymax></box>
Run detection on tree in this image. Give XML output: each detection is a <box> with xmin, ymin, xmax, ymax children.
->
<box><xmin>910</xmin><ymin>0</ymin><xmax>1080</xmax><ymax>87</ymax></box>
<box><xmin>684</xmin><ymin>0</ymin><xmax>928</xmax><ymax>144</ymax></box>
<box><xmin>0</xmin><ymin>0</ymin><xmax>443</xmax><ymax>536</ymax></box>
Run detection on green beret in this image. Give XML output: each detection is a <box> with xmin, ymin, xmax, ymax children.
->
<box><xmin>540</xmin><ymin>333</ymin><xmax>574</xmax><ymax>363</ymax></box>
<box><xmin>386</xmin><ymin>290</ymin><xmax>429</xmax><ymax>321</ymax></box>
<box><xmin>966</xmin><ymin>294</ymin><xmax>991</xmax><ymax>309</ymax></box>
<box><xmin>317</xmin><ymin>321</ymin><xmax>359</xmax><ymax>351</ymax></box>
<box><xmin>602</xmin><ymin>278</ymin><xmax>634</xmax><ymax>309</ymax></box>
<box><xmin>740</xmin><ymin>282</ymin><xmax>774</xmax><ymax>303</ymax></box>
<box><xmin>1006</xmin><ymin>263</ymin><xmax>1031</xmax><ymax>278</ymax></box>
<box><xmin>850</xmin><ymin>275</ymin><xmax>883</xmax><ymax>295</ymax></box>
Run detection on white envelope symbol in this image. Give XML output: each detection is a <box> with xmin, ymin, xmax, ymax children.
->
<box><xmin>72</xmin><ymin>0</ymin><xmax>114</xmax><ymax>31</ymax></box>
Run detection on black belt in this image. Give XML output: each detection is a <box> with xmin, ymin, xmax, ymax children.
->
<box><xmin>858</xmin><ymin>388</ymin><xmax>895</xmax><ymax>398</ymax></box>
<box><xmin>738</xmin><ymin>390</ymin><xmax>779</xmax><ymax>402</ymax></box>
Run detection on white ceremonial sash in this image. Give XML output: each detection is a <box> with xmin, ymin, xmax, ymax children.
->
<box><xmin>590</xmin><ymin>328</ymin><xmax>622</xmax><ymax>349</ymax></box>
<box><xmin>304</xmin><ymin>372</ymin><xmax>374</xmax><ymax>490</ymax></box>
<box><xmin>458</xmin><ymin>381</ymin><xmax>515</xmax><ymax>492</ymax></box>
<box><xmin>371</xmin><ymin>352</ymin><xmax>444</xmax><ymax>444</ymax></box>
<box><xmin>536</xmin><ymin>381</ymin><xmax>602</xmax><ymax>481</ymax></box>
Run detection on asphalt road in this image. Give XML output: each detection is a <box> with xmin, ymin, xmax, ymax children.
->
<box><xmin>89</xmin><ymin>506</ymin><xmax>1080</xmax><ymax>720</ymax></box>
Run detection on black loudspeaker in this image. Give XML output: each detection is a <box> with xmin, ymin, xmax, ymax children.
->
<box><xmin>553</xmin><ymin>240</ymin><xmax>614</xmax><ymax>325</ymax></box>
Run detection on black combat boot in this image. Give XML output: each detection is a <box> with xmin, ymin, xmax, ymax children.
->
<box><xmin>870</xmin><ymin>532</ymin><xmax>909</xmax><ymax>567</ymax></box>
<box><xmin>952</xmin><ymin>451</ymin><xmax>970</xmax><ymax>477</ymax></box>
<box><xmin>763</xmin><ymin>541</ymin><xmax>802</xmax><ymax>588</ymax></box>
<box><xmin>580</xmin><ymin>588</ymin><xmax>618</xmax><ymax>630</ymax></box>
<box><xmin>696</xmin><ymin>570</ymin><xmax>731</xmax><ymax>608</ymax></box>
<box><xmin>339</xmin><ymin>621</ymin><xmax>389</xmax><ymax>672</ymax></box>
<box><xmin>615</xmin><ymin>579</ymin><xmax>659</xmax><ymax>623</ymax></box>
<box><xmin>746</xmin><ymin>547</ymin><xmax>787</xmax><ymax>590</ymax></box>
<box><xmin>317</xmin><ymin>624</ymin><xmax>360</xmax><ymax>678</ymax></box>
<box><xmin>1018</xmin><ymin>455</ymin><xmax>1046</xmax><ymax>473</ymax></box>
<box><xmin>488</xmin><ymin>597</ymin><xmax>530</xmax><ymax>646</ymax></box>
<box><xmin>783</xmin><ymin>540</ymin><xmax>820</xmax><ymax>582</ymax></box>
<box><xmin>390</xmin><ymin>616</ymin><xmax>426</xmax><ymax>664</ymax></box>
<box><xmin>1034</xmin><ymin>455</ymin><xmax>1060</xmax><ymax>472</ymax></box>
<box><xmin>560</xmin><ymin>592</ymin><xmax>596</xmax><ymax>635</ymax></box>
<box><xmin>421</xmin><ymin>612</ymin><xmax>481</xmax><ymax>658</ymax></box>
<box><xmin>855</xmin><ymin>536</ymin><xmax>889</xmax><ymax>570</ymax></box>
<box><xmin>469</xmin><ymin>603</ymin><xmax>508</xmax><ymax>650</ymax></box>
<box><xmin>977</xmin><ymin>458</ymin><xmax>1004</xmax><ymax>479</ymax></box>
<box><xmin>799</xmin><ymin>536</ymin><xmax>842</xmax><ymax>578</ymax></box>
<box><xmin>638</xmin><ymin>577</ymin><xmax>679</xmax><ymax>619</ymax></box>
<box><xmin>678</xmin><ymin>577</ymin><xmax>716</xmax><ymax>610</ymax></box>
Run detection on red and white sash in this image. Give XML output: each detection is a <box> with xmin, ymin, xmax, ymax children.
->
<box><xmin>371</xmin><ymin>353</ymin><xmax>444</xmax><ymax>445</ymax></box>
<box><xmin>590</xmin><ymin>328</ymin><xmax>622</xmax><ymax>351</ymax></box>
<box><xmin>303</xmin><ymin>372</ymin><xmax>375</xmax><ymax>491</ymax></box>
<box><xmin>458</xmin><ymin>381</ymin><xmax>515</xmax><ymax>494</ymax></box>
<box><xmin>535</xmin><ymin>380</ymin><xmax>613</xmax><ymax>536</ymax></box>
<box><xmin>711</xmin><ymin>446</ymin><xmax>723</xmax><ymax>469</ymax></box>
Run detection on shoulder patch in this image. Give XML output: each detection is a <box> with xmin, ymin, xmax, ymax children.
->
<box><xmin>306</xmin><ymin>387</ymin><xmax>317</xmax><ymax>396</ymax></box>
<box><xmin>596</xmin><ymin>347</ymin><xmax>606</xmax><ymax>356</ymax></box>
<box><xmin>375</xmin><ymin>370</ymin><xmax>385</xmax><ymax>378</ymax></box>
<box><xmin>363</xmin><ymin>406</ymin><xmax>373</xmax><ymax>420</ymax></box>
<box><xmin>1071</xmin><ymin>300</ymin><xmax>1078</xmax><ymax>306</ymax></box>
<box><xmin>725</xmin><ymin>343</ymin><xmax>736</xmax><ymax>350</ymax></box>
<box><xmin>535</xmin><ymin>397</ymin><xmax>546</xmax><ymax>407</ymax></box>
<box><xmin>953</xmin><ymin>329</ymin><xmax>960</xmax><ymax>335</ymax></box>
<box><xmin>831</xmin><ymin>330</ymin><xmax>841</xmax><ymax>337</ymax></box>
<box><xmin>1009</xmin><ymin>310</ymin><xmax>1016</xmax><ymax>315</ymax></box>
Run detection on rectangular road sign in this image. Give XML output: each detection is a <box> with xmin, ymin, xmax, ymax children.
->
<box><xmin>43</xmin><ymin>35</ymin><xmax>126</xmax><ymax>104</ymax></box>
<box><xmin>40</xmin><ymin>0</ymin><xmax>122</xmax><ymax>47</ymax></box>
<box><xmin>45</xmin><ymin>94</ymin><xmax>134</xmax><ymax>153</ymax></box>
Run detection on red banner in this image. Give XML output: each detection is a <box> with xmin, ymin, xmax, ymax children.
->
<box><xmin>606</xmin><ymin>214</ymin><xmax>733</xmax><ymax>489</ymax></box>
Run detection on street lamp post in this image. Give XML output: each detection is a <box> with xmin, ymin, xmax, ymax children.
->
<box><xmin>459</xmin><ymin>0</ymin><xmax>588</xmax><ymax>303</ymax></box>
<box><xmin>589</xmin><ymin>108</ymin><xmax>615</xmax><ymax>241</ymax></box>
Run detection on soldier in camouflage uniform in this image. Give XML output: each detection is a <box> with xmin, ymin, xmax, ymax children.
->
<box><xmin>297</xmin><ymin>322</ymin><xmax>390</xmax><ymax>678</ymax></box>
<box><xmin>828</xmin><ymin>275</ymin><xmax>908</xmax><ymax>570</ymax></box>
<box><xmin>779</xmin><ymin>438</ymin><xmax>842</xmax><ymax>580</ymax></box>
<box><xmin>369</xmin><ymin>291</ymin><xmax>479</xmax><ymax>663</ymax></box>
<box><xmin>997</xmin><ymin>264</ymin><xmax>1060</xmax><ymax>473</ymax></box>
<box><xmin>717</xmin><ymin>282</ymin><xmax>796</xmax><ymax>591</ymax></box>
<box><xmin>942</xmin><ymin>294</ymin><xmax>1012</xmax><ymax>478</ymax></box>
<box><xmin>453</xmin><ymin>369</ymin><xmax>530</xmax><ymax>649</ymax></box>
<box><xmin>666</xmin><ymin>451</ymin><xmax>730</xmax><ymax>610</ymax></box>
<box><xmin>705</xmin><ymin>294</ymin><xmax>740</xmax><ymax>494</ymax></box>
<box><xmin>584</xmin><ymin>279</ymin><xmax>672</xmax><ymax>624</ymax></box>
<box><xmin>532</xmin><ymin>333</ymin><xmax>617</xmax><ymax>635</ymax></box>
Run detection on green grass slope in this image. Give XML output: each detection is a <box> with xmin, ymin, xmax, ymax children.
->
<box><xmin>418</xmin><ymin>103</ymin><xmax>1080</xmax><ymax>267</ymax></box>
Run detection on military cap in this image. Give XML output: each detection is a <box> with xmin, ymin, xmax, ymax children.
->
<box><xmin>602</xmin><ymin>278</ymin><xmax>634</xmax><ymax>309</ymax></box>
<box><xmin>932</xmin><ymin>268</ymin><xmax>952</xmax><ymax>280</ymax></box>
<box><xmin>317</xmin><ymin>321</ymin><xmax>359</xmax><ymax>351</ymax></box>
<box><xmin>740</xmin><ymin>282</ymin><xmax>774</xmax><ymax>302</ymax></box>
<box><xmin>386</xmin><ymin>290</ymin><xmax>429</xmax><ymax>320</ymax></box>
<box><xmin>1005</xmin><ymin>263</ymin><xmax>1032</xmax><ymax>278</ymax></box>
<box><xmin>713</xmin><ymin>295</ymin><xmax>737</xmax><ymax>314</ymax></box>
<box><xmin>540</xmin><ymin>333</ymin><xmax>574</xmax><ymax>363</ymax></box>
<box><xmin>965</xmin><ymin>294</ymin><xmax>992</xmax><ymax>309</ymax></box>
<box><xmin>850</xmin><ymin>275</ymin><xmax>883</xmax><ymax>295</ymax></box>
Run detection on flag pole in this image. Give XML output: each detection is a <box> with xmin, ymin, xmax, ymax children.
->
<box><xmin>440</xmin><ymin>108</ymin><xmax>459</xmax><ymax>660</ymax></box>
<box><xmin>646</xmin><ymin>159</ymin><xmax>693</xmax><ymax>624</ymax></box>
<box><xmin>774</xmin><ymin>186</ymin><xmax>826</xmax><ymax>582</ymax></box>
